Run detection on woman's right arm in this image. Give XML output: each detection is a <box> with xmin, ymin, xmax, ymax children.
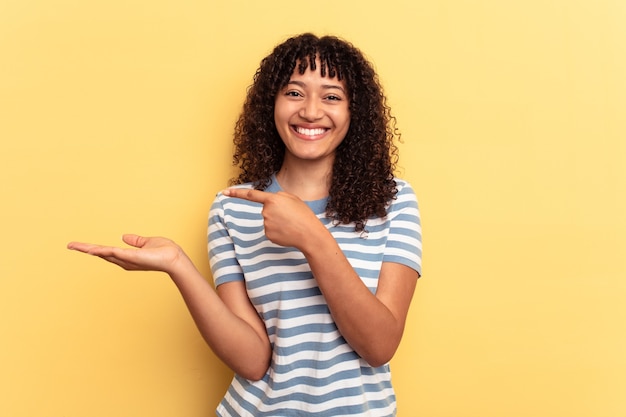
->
<box><xmin>67</xmin><ymin>234</ymin><xmax>271</xmax><ymax>380</ymax></box>
<box><xmin>168</xmin><ymin>259</ymin><xmax>271</xmax><ymax>380</ymax></box>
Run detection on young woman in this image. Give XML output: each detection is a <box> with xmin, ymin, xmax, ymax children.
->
<box><xmin>68</xmin><ymin>33</ymin><xmax>422</xmax><ymax>417</ymax></box>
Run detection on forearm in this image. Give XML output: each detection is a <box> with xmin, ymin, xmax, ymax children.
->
<box><xmin>168</xmin><ymin>261</ymin><xmax>271</xmax><ymax>380</ymax></box>
<box><xmin>301</xmin><ymin>229</ymin><xmax>406</xmax><ymax>367</ymax></box>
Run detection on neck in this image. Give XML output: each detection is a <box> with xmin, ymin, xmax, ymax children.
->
<box><xmin>276</xmin><ymin>156</ymin><xmax>332</xmax><ymax>201</ymax></box>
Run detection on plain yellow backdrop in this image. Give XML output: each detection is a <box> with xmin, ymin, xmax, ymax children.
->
<box><xmin>1</xmin><ymin>1</ymin><xmax>625</xmax><ymax>416</ymax></box>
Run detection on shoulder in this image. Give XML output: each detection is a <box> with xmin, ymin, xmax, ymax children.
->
<box><xmin>394</xmin><ymin>178</ymin><xmax>416</xmax><ymax>195</ymax></box>
<box><xmin>209</xmin><ymin>182</ymin><xmax>257</xmax><ymax>219</ymax></box>
<box><xmin>390</xmin><ymin>178</ymin><xmax>419</xmax><ymax>208</ymax></box>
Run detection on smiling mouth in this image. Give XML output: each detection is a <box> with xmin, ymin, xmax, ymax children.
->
<box><xmin>293</xmin><ymin>126</ymin><xmax>328</xmax><ymax>137</ymax></box>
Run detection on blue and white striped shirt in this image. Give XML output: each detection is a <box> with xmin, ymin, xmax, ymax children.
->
<box><xmin>208</xmin><ymin>175</ymin><xmax>422</xmax><ymax>417</ymax></box>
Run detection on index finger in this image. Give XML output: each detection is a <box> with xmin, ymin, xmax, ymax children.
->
<box><xmin>222</xmin><ymin>188</ymin><xmax>272</xmax><ymax>204</ymax></box>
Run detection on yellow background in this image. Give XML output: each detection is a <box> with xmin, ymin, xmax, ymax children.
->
<box><xmin>1</xmin><ymin>1</ymin><xmax>625</xmax><ymax>416</ymax></box>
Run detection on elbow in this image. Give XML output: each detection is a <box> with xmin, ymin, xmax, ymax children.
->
<box><xmin>360</xmin><ymin>345</ymin><xmax>399</xmax><ymax>368</ymax></box>
<box><xmin>366</xmin><ymin>358</ymin><xmax>391</xmax><ymax>368</ymax></box>
<box><xmin>224</xmin><ymin>341</ymin><xmax>271</xmax><ymax>381</ymax></box>
<box><xmin>363</xmin><ymin>353</ymin><xmax>394</xmax><ymax>368</ymax></box>
<box><xmin>357</xmin><ymin>331</ymin><xmax>404</xmax><ymax>367</ymax></box>
<box><xmin>242</xmin><ymin>367</ymin><xmax>269</xmax><ymax>382</ymax></box>
<box><xmin>235</xmin><ymin>359</ymin><xmax>270</xmax><ymax>382</ymax></box>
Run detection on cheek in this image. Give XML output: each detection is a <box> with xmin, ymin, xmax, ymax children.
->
<box><xmin>338</xmin><ymin>110</ymin><xmax>351</xmax><ymax>132</ymax></box>
<box><xmin>274</xmin><ymin>99</ymin><xmax>291</xmax><ymax>125</ymax></box>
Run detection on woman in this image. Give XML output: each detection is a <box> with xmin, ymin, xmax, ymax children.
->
<box><xmin>68</xmin><ymin>33</ymin><xmax>422</xmax><ymax>417</ymax></box>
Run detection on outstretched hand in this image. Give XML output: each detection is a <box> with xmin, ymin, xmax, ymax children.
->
<box><xmin>223</xmin><ymin>188</ymin><xmax>325</xmax><ymax>250</ymax></box>
<box><xmin>67</xmin><ymin>234</ymin><xmax>187</xmax><ymax>274</ymax></box>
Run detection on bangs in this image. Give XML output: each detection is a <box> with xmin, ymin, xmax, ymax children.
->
<box><xmin>294</xmin><ymin>49</ymin><xmax>344</xmax><ymax>81</ymax></box>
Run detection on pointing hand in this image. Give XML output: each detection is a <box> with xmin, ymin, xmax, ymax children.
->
<box><xmin>222</xmin><ymin>188</ymin><xmax>325</xmax><ymax>250</ymax></box>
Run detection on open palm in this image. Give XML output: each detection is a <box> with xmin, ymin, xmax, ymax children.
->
<box><xmin>67</xmin><ymin>234</ymin><xmax>186</xmax><ymax>274</ymax></box>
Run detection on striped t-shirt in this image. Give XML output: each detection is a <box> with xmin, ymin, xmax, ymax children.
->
<box><xmin>208</xmin><ymin>175</ymin><xmax>422</xmax><ymax>417</ymax></box>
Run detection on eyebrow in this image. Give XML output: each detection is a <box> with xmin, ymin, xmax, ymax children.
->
<box><xmin>287</xmin><ymin>80</ymin><xmax>346</xmax><ymax>94</ymax></box>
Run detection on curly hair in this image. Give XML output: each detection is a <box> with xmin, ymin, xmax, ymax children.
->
<box><xmin>230</xmin><ymin>33</ymin><xmax>400</xmax><ymax>232</ymax></box>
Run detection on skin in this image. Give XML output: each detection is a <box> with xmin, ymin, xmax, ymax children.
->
<box><xmin>273</xmin><ymin>64</ymin><xmax>350</xmax><ymax>197</ymax></box>
<box><xmin>67</xmin><ymin>64</ymin><xmax>418</xmax><ymax>380</ymax></box>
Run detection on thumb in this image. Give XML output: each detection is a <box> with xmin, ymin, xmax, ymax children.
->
<box><xmin>121</xmin><ymin>234</ymin><xmax>146</xmax><ymax>248</ymax></box>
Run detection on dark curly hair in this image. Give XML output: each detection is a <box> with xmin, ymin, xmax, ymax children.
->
<box><xmin>230</xmin><ymin>33</ymin><xmax>400</xmax><ymax>232</ymax></box>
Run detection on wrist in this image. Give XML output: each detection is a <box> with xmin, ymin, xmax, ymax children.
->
<box><xmin>166</xmin><ymin>249</ymin><xmax>195</xmax><ymax>281</ymax></box>
<box><xmin>300</xmin><ymin>223</ymin><xmax>337</xmax><ymax>258</ymax></box>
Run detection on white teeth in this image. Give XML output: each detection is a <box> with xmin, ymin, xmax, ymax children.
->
<box><xmin>296</xmin><ymin>127</ymin><xmax>326</xmax><ymax>136</ymax></box>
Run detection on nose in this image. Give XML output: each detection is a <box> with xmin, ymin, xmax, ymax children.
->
<box><xmin>298</xmin><ymin>97</ymin><xmax>323</xmax><ymax>121</ymax></box>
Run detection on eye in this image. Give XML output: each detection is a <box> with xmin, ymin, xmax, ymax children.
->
<box><xmin>285</xmin><ymin>90</ymin><xmax>303</xmax><ymax>98</ymax></box>
<box><xmin>325</xmin><ymin>94</ymin><xmax>342</xmax><ymax>101</ymax></box>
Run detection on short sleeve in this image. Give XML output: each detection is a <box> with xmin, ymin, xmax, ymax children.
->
<box><xmin>208</xmin><ymin>193</ymin><xmax>245</xmax><ymax>286</ymax></box>
<box><xmin>383</xmin><ymin>180</ymin><xmax>422</xmax><ymax>276</ymax></box>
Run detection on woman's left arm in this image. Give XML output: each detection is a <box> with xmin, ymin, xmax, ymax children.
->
<box><xmin>301</xmin><ymin>227</ymin><xmax>418</xmax><ymax>367</ymax></box>
<box><xmin>222</xmin><ymin>188</ymin><xmax>419</xmax><ymax>366</ymax></box>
